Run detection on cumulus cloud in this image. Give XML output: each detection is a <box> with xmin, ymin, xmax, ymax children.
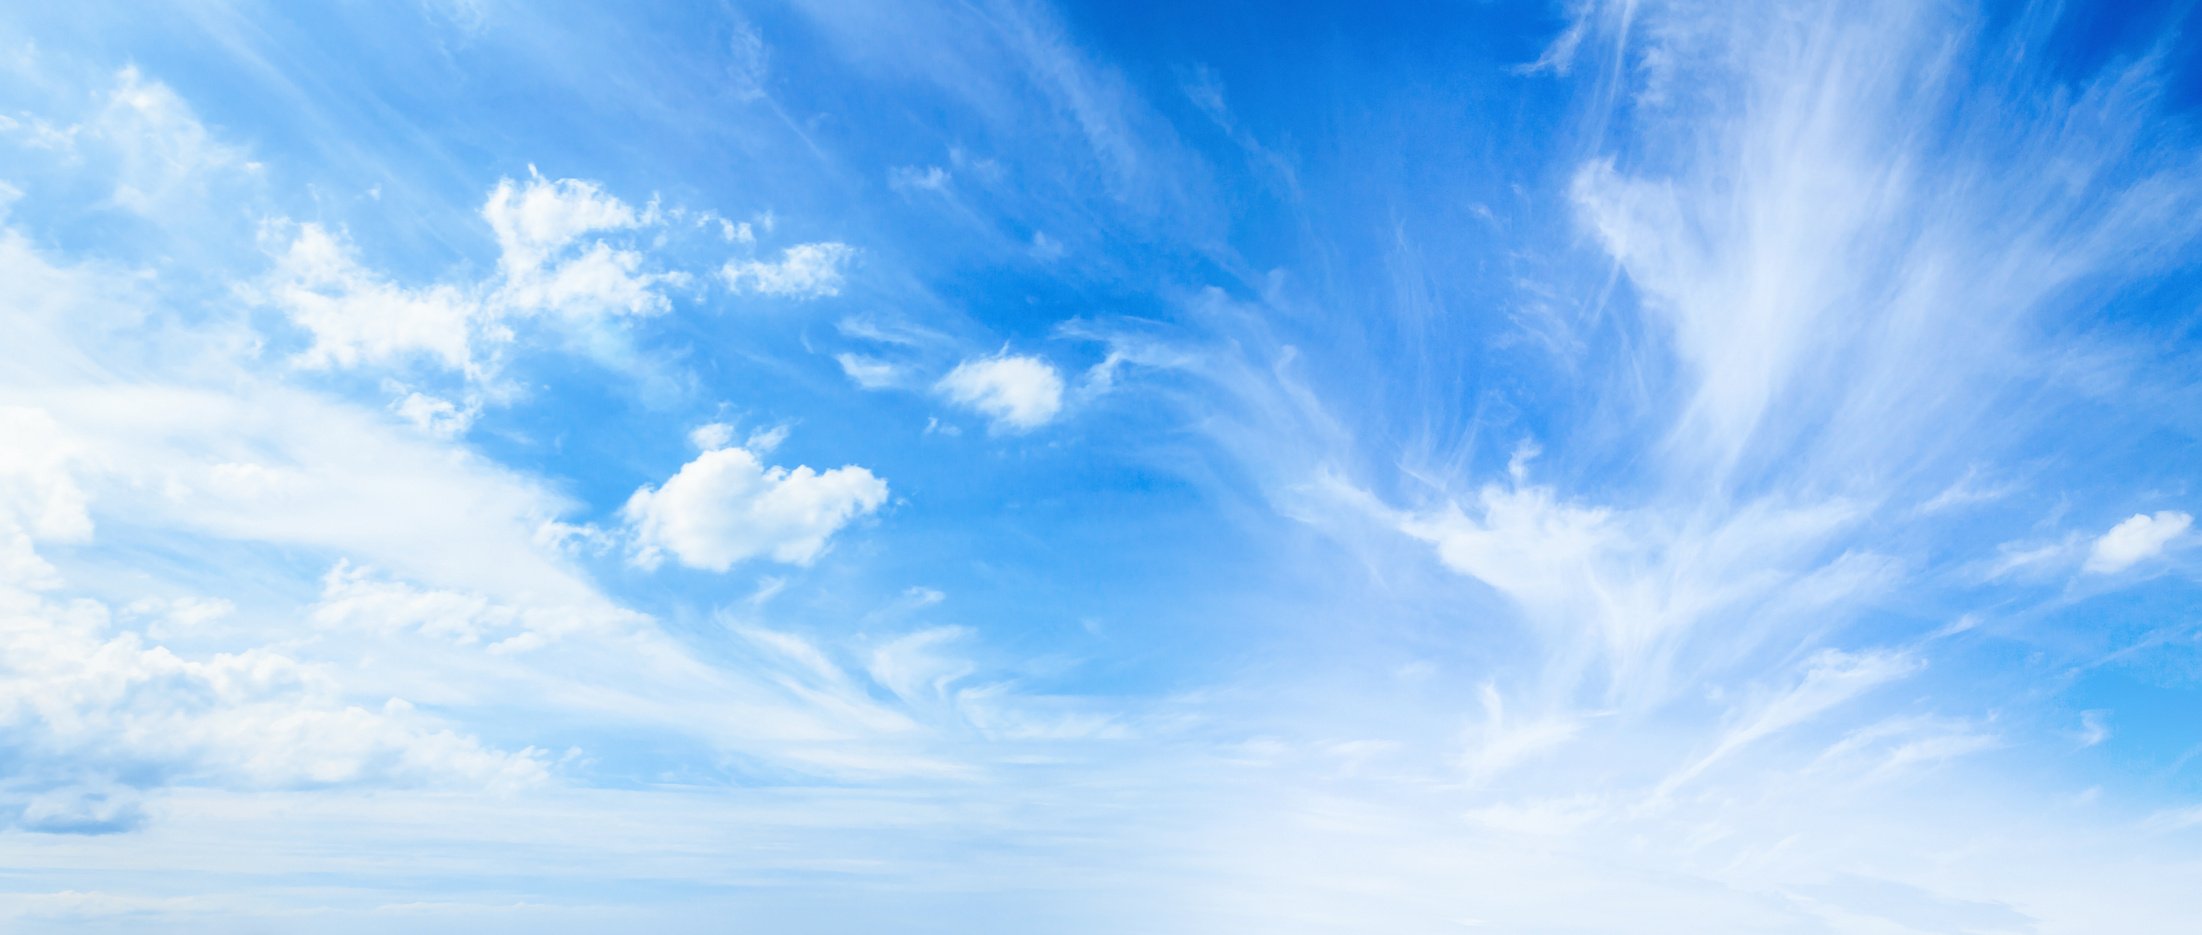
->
<box><xmin>2084</xmin><ymin>511</ymin><xmax>2192</xmax><ymax>574</ymax></box>
<box><xmin>623</xmin><ymin>445</ymin><xmax>887</xmax><ymax>571</ymax></box>
<box><xmin>481</xmin><ymin>173</ymin><xmax>644</xmax><ymax>272</ymax></box>
<box><xmin>263</xmin><ymin>224</ymin><xmax>480</xmax><ymax>372</ymax></box>
<box><xmin>935</xmin><ymin>354</ymin><xmax>1064</xmax><ymax>433</ymax></box>
<box><xmin>483</xmin><ymin>173</ymin><xmax>675</xmax><ymax>320</ymax></box>
<box><xmin>391</xmin><ymin>391</ymin><xmax>477</xmax><ymax>438</ymax></box>
<box><xmin>259</xmin><ymin>172</ymin><xmax>677</xmax><ymax>378</ymax></box>
<box><xmin>723</xmin><ymin>242</ymin><xmax>855</xmax><ymax>298</ymax></box>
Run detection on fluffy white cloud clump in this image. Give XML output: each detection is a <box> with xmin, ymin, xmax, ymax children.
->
<box><xmin>723</xmin><ymin>241</ymin><xmax>855</xmax><ymax>298</ymax></box>
<box><xmin>624</xmin><ymin>445</ymin><xmax>887</xmax><ymax>571</ymax></box>
<box><xmin>484</xmin><ymin>173</ymin><xmax>675</xmax><ymax>320</ymax></box>
<box><xmin>263</xmin><ymin>223</ymin><xmax>479</xmax><ymax>371</ymax></box>
<box><xmin>481</xmin><ymin>174</ymin><xmax>643</xmax><ymax>271</ymax></box>
<box><xmin>0</xmin><ymin>593</ymin><xmax>550</xmax><ymax>793</ymax></box>
<box><xmin>0</xmin><ymin>410</ymin><xmax>546</xmax><ymax>829</ymax></box>
<box><xmin>2085</xmin><ymin>511</ymin><xmax>2192</xmax><ymax>574</ymax></box>
<box><xmin>261</xmin><ymin>172</ymin><xmax>854</xmax><ymax>391</ymax></box>
<box><xmin>935</xmin><ymin>354</ymin><xmax>1063</xmax><ymax>433</ymax></box>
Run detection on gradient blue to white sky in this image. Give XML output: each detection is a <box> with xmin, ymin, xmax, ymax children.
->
<box><xmin>2</xmin><ymin>1</ymin><xmax>2200</xmax><ymax>931</ymax></box>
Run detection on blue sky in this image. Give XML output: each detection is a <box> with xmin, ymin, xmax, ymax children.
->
<box><xmin>2</xmin><ymin>0</ymin><xmax>2200</xmax><ymax>931</ymax></box>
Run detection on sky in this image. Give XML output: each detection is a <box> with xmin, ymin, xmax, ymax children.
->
<box><xmin>1</xmin><ymin>0</ymin><xmax>2200</xmax><ymax>931</ymax></box>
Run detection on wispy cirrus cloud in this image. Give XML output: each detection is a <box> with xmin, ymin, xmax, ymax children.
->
<box><xmin>4</xmin><ymin>0</ymin><xmax>2202</xmax><ymax>931</ymax></box>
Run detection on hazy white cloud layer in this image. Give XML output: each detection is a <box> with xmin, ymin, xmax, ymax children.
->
<box><xmin>1</xmin><ymin>1</ymin><xmax>2199</xmax><ymax>932</ymax></box>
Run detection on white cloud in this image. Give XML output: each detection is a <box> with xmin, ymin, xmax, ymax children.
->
<box><xmin>687</xmin><ymin>421</ymin><xmax>735</xmax><ymax>451</ymax></box>
<box><xmin>0</xmin><ymin>579</ymin><xmax>549</xmax><ymax>797</ymax></box>
<box><xmin>312</xmin><ymin>561</ymin><xmax>593</xmax><ymax>653</ymax></box>
<box><xmin>481</xmin><ymin>173</ymin><xmax>643</xmax><ymax>271</ymax></box>
<box><xmin>495</xmin><ymin>237</ymin><xmax>673</xmax><ymax>320</ymax></box>
<box><xmin>724</xmin><ymin>242</ymin><xmax>855</xmax><ymax>298</ymax></box>
<box><xmin>391</xmin><ymin>391</ymin><xmax>476</xmax><ymax>438</ymax></box>
<box><xmin>1394</xmin><ymin>471</ymin><xmax>1876</xmax><ymax>703</ymax></box>
<box><xmin>935</xmin><ymin>353</ymin><xmax>1064</xmax><ymax>433</ymax></box>
<box><xmin>727</xmin><ymin>18</ymin><xmax>771</xmax><ymax>102</ymax></box>
<box><xmin>482</xmin><ymin>173</ymin><xmax>673</xmax><ymax>320</ymax></box>
<box><xmin>1983</xmin><ymin>536</ymin><xmax>2082</xmax><ymax>580</ymax></box>
<box><xmin>743</xmin><ymin>423</ymin><xmax>790</xmax><ymax>454</ymax></box>
<box><xmin>0</xmin><ymin>210</ymin><xmax>1001</xmax><ymax>804</ymax></box>
<box><xmin>1660</xmin><ymin>649</ymin><xmax>1921</xmax><ymax>796</ymax></box>
<box><xmin>835</xmin><ymin>352</ymin><xmax>902</xmax><ymax>389</ymax></box>
<box><xmin>623</xmin><ymin>446</ymin><xmax>887</xmax><ymax>571</ymax></box>
<box><xmin>260</xmin><ymin>172</ymin><xmax>678</xmax><ymax>379</ymax></box>
<box><xmin>95</xmin><ymin>68</ymin><xmax>252</xmax><ymax>216</ymax></box>
<box><xmin>2085</xmin><ymin>511</ymin><xmax>2192</xmax><ymax>574</ymax></box>
<box><xmin>260</xmin><ymin>223</ymin><xmax>481</xmax><ymax>372</ymax></box>
<box><xmin>121</xmin><ymin>595</ymin><xmax>235</xmax><ymax>642</ymax></box>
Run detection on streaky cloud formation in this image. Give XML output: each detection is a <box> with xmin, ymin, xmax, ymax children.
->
<box><xmin>0</xmin><ymin>1</ymin><xmax>2199</xmax><ymax>932</ymax></box>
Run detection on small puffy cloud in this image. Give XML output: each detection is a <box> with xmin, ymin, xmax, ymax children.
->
<box><xmin>256</xmin><ymin>172</ymin><xmax>856</xmax><ymax>387</ymax></box>
<box><xmin>2078</xmin><ymin>710</ymin><xmax>2110</xmax><ymax>748</ymax></box>
<box><xmin>624</xmin><ymin>446</ymin><xmax>887</xmax><ymax>571</ymax></box>
<box><xmin>724</xmin><ymin>242</ymin><xmax>855</xmax><ymax>298</ymax></box>
<box><xmin>482</xmin><ymin>173</ymin><xmax>642</xmax><ymax>270</ymax></box>
<box><xmin>264</xmin><ymin>223</ymin><xmax>480</xmax><ymax>371</ymax></box>
<box><xmin>935</xmin><ymin>354</ymin><xmax>1064</xmax><ymax>433</ymax></box>
<box><xmin>866</xmin><ymin>626</ymin><xmax>973</xmax><ymax>701</ymax></box>
<box><xmin>744</xmin><ymin>423</ymin><xmax>791</xmax><ymax>454</ymax></box>
<box><xmin>483</xmin><ymin>174</ymin><xmax>674</xmax><ymax>320</ymax></box>
<box><xmin>121</xmin><ymin>595</ymin><xmax>235</xmax><ymax>640</ymax></box>
<box><xmin>0</xmin><ymin>407</ymin><xmax>93</xmax><ymax>590</ymax></box>
<box><xmin>689</xmin><ymin>421</ymin><xmax>787</xmax><ymax>453</ymax></box>
<box><xmin>15</xmin><ymin>784</ymin><xmax>146</xmax><ymax>835</ymax></box>
<box><xmin>2084</xmin><ymin>511</ymin><xmax>2192</xmax><ymax>574</ymax></box>
<box><xmin>261</xmin><ymin>173</ymin><xmax>677</xmax><ymax>376</ymax></box>
<box><xmin>1982</xmin><ymin>536</ymin><xmax>2079</xmax><ymax>581</ymax></box>
<box><xmin>496</xmin><ymin>237</ymin><xmax>673</xmax><ymax>320</ymax></box>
